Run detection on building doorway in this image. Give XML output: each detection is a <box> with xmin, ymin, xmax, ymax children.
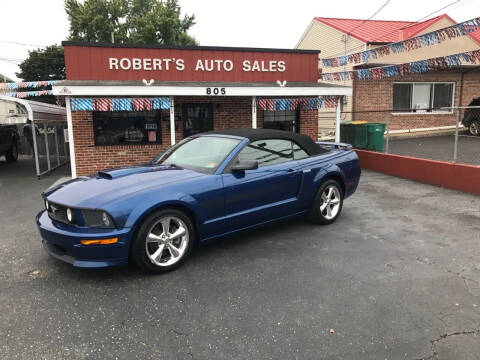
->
<box><xmin>263</xmin><ymin>109</ymin><xmax>299</xmax><ymax>132</ymax></box>
<box><xmin>183</xmin><ymin>103</ymin><xmax>213</xmax><ymax>137</ymax></box>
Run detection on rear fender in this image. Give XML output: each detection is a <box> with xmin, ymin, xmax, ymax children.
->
<box><xmin>312</xmin><ymin>165</ymin><xmax>346</xmax><ymax>196</ymax></box>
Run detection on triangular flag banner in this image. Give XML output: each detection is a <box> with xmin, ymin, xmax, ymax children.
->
<box><xmin>320</xmin><ymin>17</ymin><xmax>480</xmax><ymax>68</ymax></box>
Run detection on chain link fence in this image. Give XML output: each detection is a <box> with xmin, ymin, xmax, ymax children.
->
<box><xmin>32</xmin><ymin>121</ymin><xmax>69</xmax><ymax>177</ymax></box>
<box><xmin>334</xmin><ymin>106</ymin><xmax>480</xmax><ymax>166</ymax></box>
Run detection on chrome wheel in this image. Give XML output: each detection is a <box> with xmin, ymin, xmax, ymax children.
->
<box><xmin>469</xmin><ymin>121</ymin><xmax>479</xmax><ymax>136</ymax></box>
<box><xmin>320</xmin><ymin>185</ymin><xmax>341</xmax><ymax>220</ymax></box>
<box><xmin>145</xmin><ymin>216</ymin><xmax>189</xmax><ymax>267</ymax></box>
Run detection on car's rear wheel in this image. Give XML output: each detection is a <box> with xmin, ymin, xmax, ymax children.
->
<box><xmin>468</xmin><ymin>120</ymin><xmax>479</xmax><ymax>136</ymax></box>
<box><xmin>132</xmin><ymin>209</ymin><xmax>194</xmax><ymax>274</ymax></box>
<box><xmin>5</xmin><ymin>141</ymin><xmax>18</xmax><ymax>162</ymax></box>
<box><xmin>309</xmin><ymin>180</ymin><xmax>343</xmax><ymax>225</ymax></box>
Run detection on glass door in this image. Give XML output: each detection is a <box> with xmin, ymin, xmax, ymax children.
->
<box><xmin>183</xmin><ymin>103</ymin><xmax>213</xmax><ymax>137</ymax></box>
<box><xmin>263</xmin><ymin>109</ymin><xmax>299</xmax><ymax>132</ymax></box>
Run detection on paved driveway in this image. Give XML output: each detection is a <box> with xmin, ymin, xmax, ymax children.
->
<box><xmin>386</xmin><ymin>134</ymin><xmax>480</xmax><ymax>165</ymax></box>
<box><xmin>0</xmin><ymin>159</ymin><xmax>479</xmax><ymax>359</ymax></box>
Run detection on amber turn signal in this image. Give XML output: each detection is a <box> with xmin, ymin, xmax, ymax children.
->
<box><xmin>81</xmin><ymin>238</ymin><xmax>118</xmax><ymax>245</ymax></box>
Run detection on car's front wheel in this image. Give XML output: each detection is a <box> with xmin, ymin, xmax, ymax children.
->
<box><xmin>132</xmin><ymin>209</ymin><xmax>195</xmax><ymax>274</ymax></box>
<box><xmin>5</xmin><ymin>140</ymin><xmax>18</xmax><ymax>162</ymax></box>
<box><xmin>309</xmin><ymin>180</ymin><xmax>344</xmax><ymax>225</ymax></box>
<box><xmin>468</xmin><ymin>120</ymin><xmax>480</xmax><ymax>136</ymax></box>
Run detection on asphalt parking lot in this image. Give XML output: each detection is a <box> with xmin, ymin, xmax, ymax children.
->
<box><xmin>386</xmin><ymin>134</ymin><xmax>480</xmax><ymax>166</ymax></box>
<box><xmin>0</xmin><ymin>158</ymin><xmax>479</xmax><ymax>359</ymax></box>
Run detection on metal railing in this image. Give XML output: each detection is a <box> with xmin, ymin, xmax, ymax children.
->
<box><xmin>32</xmin><ymin>121</ymin><xmax>69</xmax><ymax>177</ymax></box>
<box><xmin>336</xmin><ymin>105</ymin><xmax>480</xmax><ymax>166</ymax></box>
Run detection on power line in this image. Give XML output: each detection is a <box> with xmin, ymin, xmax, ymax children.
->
<box><xmin>415</xmin><ymin>0</ymin><xmax>462</xmax><ymax>22</ymax></box>
<box><xmin>321</xmin><ymin>0</ymin><xmax>466</xmax><ymax>61</ymax></box>
<box><xmin>0</xmin><ymin>39</ymin><xmax>50</xmax><ymax>47</ymax></box>
<box><xmin>346</xmin><ymin>0</ymin><xmax>393</xmax><ymax>35</ymax></box>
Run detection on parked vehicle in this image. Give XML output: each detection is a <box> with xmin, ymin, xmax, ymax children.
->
<box><xmin>0</xmin><ymin>124</ymin><xmax>19</xmax><ymax>162</ymax></box>
<box><xmin>37</xmin><ymin>129</ymin><xmax>361</xmax><ymax>273</ymax></box>
<box><xmin>462</xmin><ymin>98</ymin><xmax>480</xmax><ymax>136</ymax></box>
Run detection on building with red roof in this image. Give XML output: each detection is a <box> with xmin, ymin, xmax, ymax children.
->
<box><xmin>296</xmin><ymin>14</ymin><xmax>480</xmax><ymax>134</ymax></box>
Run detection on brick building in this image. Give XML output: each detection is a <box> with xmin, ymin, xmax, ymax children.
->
<box><xmin>352</xmin><ymin>68</ymin><xmax>480</xmax><ymax>130</ymax></box>
<box><xmin>53</xmin><ymin>42</ymin><xmax>350</xmax><ymax>177</ymax></box>
<box><xmin>296</xmin><ymin>14</ymin><xmax>480</xmax><ymax>134</ymax></box>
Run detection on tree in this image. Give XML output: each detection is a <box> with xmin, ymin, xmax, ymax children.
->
<box><xmin>65</xmin><ymin>0</ymin><xmax>197</xmax><ymax>45</ymax></box>
<box><xmin>16</xmin><ymin>45</ymin><xmax>65</xmax><ymax>104</ymax></box>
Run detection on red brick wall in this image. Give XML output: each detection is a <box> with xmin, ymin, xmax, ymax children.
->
<box><xmin>72</xmin><ymin>96</ymin><xmax>318</xmax><ymax>176</ymax></box>
<box><xmin>72</xmin><ymin>111</ymin><xmax>171</xmax><ymax>176</ymax></box>
<box><xmin>300</xmin><ymin>107</ymin><xmax>320</xmax><ymax>141</ymax></box>
<box><xmin>352</xmin><ymin>69</ymin><xmax>480</xmax><ymax>130</ymax></box>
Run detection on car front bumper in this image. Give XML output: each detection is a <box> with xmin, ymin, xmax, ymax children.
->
<box><xmin>36</xmin><ymin>210</ymin><xmax>132</xmax><ymax>268</ymax></box>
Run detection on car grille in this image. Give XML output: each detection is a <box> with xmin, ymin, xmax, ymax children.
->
<box><xmin>47</xmin><ymin>202</ymin><xmax>68</xmax><ymax>224</ymax></box>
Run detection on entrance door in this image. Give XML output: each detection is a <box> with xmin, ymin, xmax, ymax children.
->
<box><xmin>263</xmin><ymin>109</ymin><xmax>299</xmax><ymax>132</ymax></box>
<box><xmin>183</xmin><ymin>103</ymin><xmax>213</xmax><ymax>137</ymax></box>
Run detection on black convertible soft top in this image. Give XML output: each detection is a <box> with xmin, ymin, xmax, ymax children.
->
<box><xmin>204</xmin><ymin>128</ymin><xmax>327</xmax><ymax>156</ymax></box>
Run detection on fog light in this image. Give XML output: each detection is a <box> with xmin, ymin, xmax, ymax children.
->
<box><xmin>66</xmin><ymin>208</ymin><xmax>74</xmax><ymax>223</ymax></box>
<box><xmin>81</xmin><ymin>238</ymin><xmax>118</xmax><ymax>245</ymax></box>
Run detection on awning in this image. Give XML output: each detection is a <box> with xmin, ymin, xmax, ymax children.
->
<box><xmin>52</xmin><ymin>80</ymin><xmax>352</xmax><ymax>97</ymax></box>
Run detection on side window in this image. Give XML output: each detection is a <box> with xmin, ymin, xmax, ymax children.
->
<box><xmin>292</xmin><ymin>142</ymin><xmax>309</xmax><ymax>160</ymax></box>
<box><xmin>238</xmin><ymin>139</ymin><xmax>293</xmax><ymax>167</ymax></box>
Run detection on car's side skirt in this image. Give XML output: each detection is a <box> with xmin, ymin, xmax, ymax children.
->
<box><xmin>199</xmin><ymin>209</ymin><xmax>309</xmax><ymax>243</ymax></box>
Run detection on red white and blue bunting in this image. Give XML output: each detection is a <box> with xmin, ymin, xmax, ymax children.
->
<box><xmin>257</xmin><ymin>97</ymin><xmax>340</xmax><ymax>111</ymax></box>
<box><xmin>3</xmin><ymin>90</ymin><xmax>53</xmax><ymax>98</ymax></box>
<box><xmin>320</xmin><ymin>50</ymin><xmax>480</xmax><ymax>81</ymax></box>
<box><xmin>0</xmin><ymin>80</ymin><xmax>59</xmax><ymax>90</ymax></box>
<box><xmin>71</xmin><ymin>97</ymin><xmax>171</xmax><ymax>111</ymax></box>
<box><xmin>321</xmin><ymin>17</ymin><xmax>480</xmax><ymax>68</ymax></box>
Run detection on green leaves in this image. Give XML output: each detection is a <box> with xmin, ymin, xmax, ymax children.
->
<box><xmin>64</xmin><ymin>0</ymin><xmax>197</xmax><ymax>45</ymax></box>
<box><xmin>16</xmin><ymin>45</ymin><xmax>65</xmax><ymax>104</ymax></box>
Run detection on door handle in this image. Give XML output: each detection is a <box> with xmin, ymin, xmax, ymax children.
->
<box><xmin>287</xmin><ymin>168</ymin><xmax>295</xmax><ymax>173</ymax></box>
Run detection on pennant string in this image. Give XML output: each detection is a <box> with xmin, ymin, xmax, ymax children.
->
<box><xmin>256</xmin><ymin>96</ymin><xmax>341</xmax><ymax>110</ymax></box>
<box><xmin>320</xmin><ymin>17</ymin><xmax>480</xmax><ymax>68</ymax></box>
<box><xmin>0</xmin><ymin>80</ymin><xmax>59</xmax><ymax>91</ymax></box>
<box><xmin>320</xmin><ymin>49</ymin><xmax>480</xmax><ymax>81</ymax></box>
<box><xmin>71</xmin><ymin>98</ymin><xmax>171</xmax><ymax>112</ymax></box>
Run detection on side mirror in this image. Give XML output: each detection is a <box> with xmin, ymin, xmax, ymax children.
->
<box><xmin>231</xmin><ymin>160</ymin><xmax>258</xmax><ymax>172</ymax></box>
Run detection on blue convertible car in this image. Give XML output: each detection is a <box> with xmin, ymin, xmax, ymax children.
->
<box><xmin>37</xmin><ymin>129</ymin><xmax>360</xmax><ymax>273</ymax></box>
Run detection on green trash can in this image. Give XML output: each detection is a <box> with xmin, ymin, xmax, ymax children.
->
<box><xmin>365</xmin><ymin>123</ymin><xmax>386</xmax><ymax>152</ymax></box>
<box><xmin>340</xmin><ymin>123</ymin><xmax>354</xmax><ymax>145</ymax></box>
<box><xmin>353</xmin><ymin>123</ymin><xmax>368</xmax><ymax>149</ymax></box>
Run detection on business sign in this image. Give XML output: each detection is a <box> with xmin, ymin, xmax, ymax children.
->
<box><xmin>63</xmin><ymin>43</ymin><xmax>319</xmax><ymax>83</ymax></box>
<box><xmin>108</xmin><ymin>57</ymin><xmax>287</xmax><ymax>73</ymax></box>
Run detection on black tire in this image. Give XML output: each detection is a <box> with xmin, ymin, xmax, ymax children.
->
<box><xmin>468</xmin><ymin>120</ymin><xmax>480</xmax><ymax>136</ymax></box>
<box><xmin>131</xmin><ymin>208</ymin><xmax>195</xmax><ymax>274</ymax></box>
<box><xmin>308</xmin><ymin>180</ymin><xmax>344</xmax><ymax>225</ymax></box>
<box><xmin>5</xmin><ymin>140</ymin><xmax>18</xmax><ymax>162</ymax></box>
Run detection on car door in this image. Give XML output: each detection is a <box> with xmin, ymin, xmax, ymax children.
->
<box><xmin>221</xmin><ymin>139</ymin><xmax>303</xmax><ymax>230</ymax></box>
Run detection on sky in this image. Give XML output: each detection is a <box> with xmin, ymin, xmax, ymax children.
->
<box><xmin>0</xmin><ymin>0</ymin><xmax>478</xmax><ymax>81</ymax></box>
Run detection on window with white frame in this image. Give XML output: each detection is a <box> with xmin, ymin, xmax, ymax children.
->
<box><xmin>393</xmin><ymin>83</ymin><xmax>454</xmax><ymax>113</ymax></box>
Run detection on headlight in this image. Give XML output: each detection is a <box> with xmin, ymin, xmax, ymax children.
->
<box><xmin>82</xmin><ymin>210</ymin><xmax>115</xmax><ymax>229</ymax></box>
<box><xmin>44</xmin><ymin>199</ymin><xmax>49</xmax><ymax>211</ymax></box>
<box><xmin>66</xmin><ymin>208</ymin><xmax>74</xmax><ymax>223</ymax></box>
<box><xmin>101</xmin><ymin>212</ymin><xmax>111</xmax><ymax>227</ymax></box>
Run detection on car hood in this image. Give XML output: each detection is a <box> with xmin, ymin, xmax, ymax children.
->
<box><xmin>44</xmin><ymin>164</ymin><xmax>204</xmax><ymax>208</ymax></box>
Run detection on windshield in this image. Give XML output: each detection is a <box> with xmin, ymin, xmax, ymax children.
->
<box><xmin>156</xmin><ymin>136</ymin><xmax>241</xmax><ymax>172</ymax></box>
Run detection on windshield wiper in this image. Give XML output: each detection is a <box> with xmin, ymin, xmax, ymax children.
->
<box><xmin>166</xmin><ymin>163</ymin><xmax>183</xmax><ymax>169</ymax></box>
